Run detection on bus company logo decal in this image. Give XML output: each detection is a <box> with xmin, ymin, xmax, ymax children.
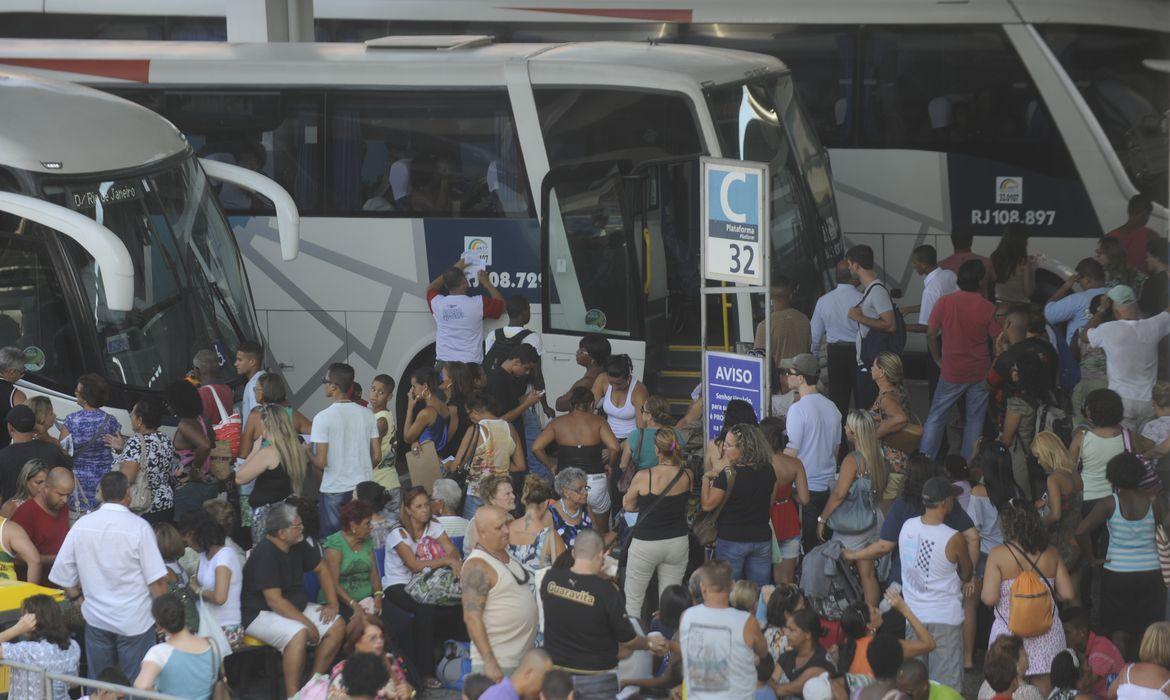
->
<box><xmin>464</xmin><ymin>237</ymin><xmax>492</xmax><ymax>266</ymax></box>
<box><xmin>995</xmin><ymin>177</ymin><xmax>1023</xmax><ymax>204</ymax></box>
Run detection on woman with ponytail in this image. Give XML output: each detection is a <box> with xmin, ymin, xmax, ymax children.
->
<box><xmin>506</xmin><ymin>475</ymin><xmax>564</xmax><ymax>573</ymax></box>
<box><xmin>621</xmin><ymin>427</ymin><xmax>693</xmax><ymax>620</ymax></box>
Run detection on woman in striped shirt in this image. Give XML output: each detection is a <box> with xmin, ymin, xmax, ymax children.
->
<box><xmin>1076</xmin><ymin>452</ymin><xmax>1170</xmax><ymax>661</ymax></box>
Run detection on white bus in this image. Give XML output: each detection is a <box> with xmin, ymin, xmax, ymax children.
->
<box><xmin>0</xmin><ymin>69</ymin><xmax>298</xmax><ymax>423</ymax></box>
<box><xmin>13</xmin><ymin>1</ymin><xmax>1160</xmax><ymax>307</ymax></box>
<box><xmin>0</xmin><ymin>37</ymin><xmax>844</xmax><ymax>416</ymax></box>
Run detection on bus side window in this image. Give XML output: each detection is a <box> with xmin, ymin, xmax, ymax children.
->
<box><xmin>856</xmin><ymin>27</ymin><xmax>1079</xmax><ymax>179</ymax></box>
<box><xmin>114</xmin><ymin>90</ymin><xmax>325</xmax><ymax>216</ymax></box>
<box><xmin>326</xmin><ymin>91</ymin><xmax>533</xmax><ymax>218</ymax></box>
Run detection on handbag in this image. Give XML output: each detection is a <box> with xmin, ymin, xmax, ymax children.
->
<box><xmin>208</xmin><ymin>632</ymin><xmax>237</xmax><ymax>700</ymax></box>
<box><xmin>856</xmin><ymin>282</ymin><xmax>906</xmax><ymax>365</ymax></box>
<box><xmin>196</xmin><ymin>562</ymin><xmax>233</xmax><ymax>658</ymax></box>
<box><xmin>883</xmin><ymin>417</ymin><xmax>922</xmax><ymax>454</ymax></box>
<box><xmin>127</xmin><ymin>435</ymin><xmax>154</xmax><ymax>513</ymax></box>
<box><xmin>208</xmin><ymin>438</ymin><xmax>234</xmax><ymax>482</ymax></box>
<box><xmin>692</xmin><ymin>467</ymin><xmax>736</xmax><ymax>547</ymax></box>
<box><xmin>406</xmin><ymin>567</ymin><xmax>462</xmax><ymax>606</ymax></box>
<box><xmin>406</xmin><ymin>441</ymin><xmax>443</xmax><ymax>493</ymax></box>
<box><xmin>406</xmin><ymin>534</ymin><xmax>461</xmax><ymax>605</ymax></box>
<box><xmin>448</xmin><ymin>425</ymin><xmax>481</xmax><ymax>489</ymax></box>
<box><xmin>827</xmin><ymin>452</ymin><xmax>878</xmax><ymax>535</ymax></box>
<box><xmin>208</xmin><ymin>387</ymin><xmax>242</xmax><ymax>460</ymax></box>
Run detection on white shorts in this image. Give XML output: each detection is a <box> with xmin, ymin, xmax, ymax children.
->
<box><xmin>586</xmin><ymin>472</ymin><xmax>612</xmax><ymax>514</ymax></box>
<box><xmin>244</xmin><ymin>603</ymin><xmax>340</xmax><ymax>653</ymax></box>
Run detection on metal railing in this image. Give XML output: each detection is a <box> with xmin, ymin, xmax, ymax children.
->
<box><xmin>0</xmin><ymin>658</ymin><xmax>182</xmax><ymax>700</ymax></box>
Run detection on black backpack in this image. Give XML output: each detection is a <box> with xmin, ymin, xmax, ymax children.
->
<box><xmin>482</xmin><ymin>328</ymin><xmax>533</xmax><ymax>373</ymax></box>
<box><xmin>857</xmin><ymin>282</ymin><xmax>906</xmax><ymax>365</ymax></box>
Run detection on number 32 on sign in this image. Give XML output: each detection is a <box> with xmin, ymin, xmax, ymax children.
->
<box><xmin>702</xmin><ymin>158</ymin><xmax>769</xmax><ymax>286</ymax></box>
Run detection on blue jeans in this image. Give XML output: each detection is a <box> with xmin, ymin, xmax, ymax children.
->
<box><xmin>319</xmin><ymin>490</ymin><xmax>349</xmax><ymax>539</ymax></box>
<box><xmin>919</xmin><ymin>378</ymin><xmax>990</xmax><ymax>461</ymax></box>
<box><xmin>86</xmin><ymin>624</ymin><xmax>155</xmax><ymax>682</ymax></box>
<box><xmin>715</xmin><ymin>539</ymin><xmax>772</xmax><ymax>585</ymax></box>
<box><xmin>523</xmin><ymin>407</ymin><xmax>551</xmax><ymax>484</ymax></box>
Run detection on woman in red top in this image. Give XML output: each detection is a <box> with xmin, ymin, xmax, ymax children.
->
<box><xmin>760</xmin><ymin>418</ymin><xmax>809</xmax><ymax>584</ymax></box>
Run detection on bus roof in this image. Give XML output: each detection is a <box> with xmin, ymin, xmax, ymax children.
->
<box><xmin>305</xmin><ymin>0</ymin><xmax>1170</xmax><ymax>33</ymax></box>
<box><xmin>0</xmin><ymin>71</ymin><xmax>188</xmax><ymax>175</ymax></box>
<box><xmin>0</xmin><ymin>38</ymin><xmax>786</xmax><ymax>90</ymax></box>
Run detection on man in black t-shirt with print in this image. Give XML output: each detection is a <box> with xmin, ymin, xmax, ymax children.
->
<box><xmin>240</xmin><ymin>502</ymin><xmax>345</xmax><ymax>698</ymax></box>
<box><xmin>540</xmin><ymin>530</ymin><xmax>666</xmax><ymax>699</ymax></box>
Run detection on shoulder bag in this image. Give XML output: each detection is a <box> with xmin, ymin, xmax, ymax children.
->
<box><xmin>856</xmin><ymin>282</ymin><xmax>907</xmax><ymax>366</ymax></box>
<box><xmin>127</xmin><ymin>435</ymin><xmax>154</xmax><ymax>513</ymax></box>
<box><xmin>827</xmin><ymin>452</ymin><xmax>878</xmax><ymax>534</ymax></box>
<box><xmin>406</xmin><ymin>441</ymin><xmax>443</xmax><ymax>494</ymax></box>
<box><xmin>208</xmin><ymin>387</ymin><xmax>242</xmax><ymax>460</ymax></box>
<box><xmin>692</xmin><ymin>467</ymin><xmax>736</xmax><ymax>547</ymax></box>
<box><xmin>883</xmin><ymin>417</ymin><xmax>923</xmax><ymax>455</ymax></box>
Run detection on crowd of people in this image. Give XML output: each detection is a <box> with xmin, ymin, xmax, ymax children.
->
<box><xmin>0</xmin><ymin>203</ymin><xmax>1165</xmax><ymax>700</ymax></box>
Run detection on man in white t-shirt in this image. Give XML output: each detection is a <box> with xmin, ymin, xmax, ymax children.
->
<box><xmin>428</xmin><ymin>259</ymin><xmax>506</xmax><ymax>364</ymax></box>
<box><xmin>1086</xmin><ymin>284</ymin><xmax>1170</xmax><ymax>429</ymax></box>
<box><xmin>484</xmin><ymin>295</ymin><xmax>555</xmax><ymax>483</ymax></box>
<box><xmin>898</xmin><ymin>477</ymin><xmax>972</xmax><ymax>691</ymax></box>
<box><xmin>781</xmin><ymin>353</ymin><xmax>842</xmax><ymax>554</ymax></box>
<box><xmin>904</xmin><ymin>245</ymin><xmax>957</xmax><ymax>400</ymax></box>
<box><xmin>307</xmin><ymin>363</ymin><xmax>380</xmax><ymax>538</ymax></box>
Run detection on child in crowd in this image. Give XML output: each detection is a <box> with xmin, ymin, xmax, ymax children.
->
<box><xmin>370</xmin><ymin>374</ymin><xmax>401</xmax><ymax>520</ymax></box>
<box><xmin>985</xmin><ymin>655</ymin><xmax>1021</xmax><ymax>700</ymax></box>
<box><xmin>462</xmin><ymin>673</ymin><xmax>492</xmax><ymax>700</ymax></box>
<box><xmin>80</xmin><ymin>667</ymin><xmax>132</xmax><ymax>700</ymax></box>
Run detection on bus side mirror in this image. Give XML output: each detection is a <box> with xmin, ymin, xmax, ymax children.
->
<box><xmin>199</xmin><ymin>158</ymin><xmax>300</xmax><ymax>261</ymax></box>
<box><xmin>0</xmin><ymin>192</ymin><xmax>135</xmax><ymax>311</ymax></box>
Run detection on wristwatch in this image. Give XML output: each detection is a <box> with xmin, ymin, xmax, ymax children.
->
<box><xmin>816</xmin><ymin>516</ymin><xmax>825</xmax><ymax>524</ymax></box>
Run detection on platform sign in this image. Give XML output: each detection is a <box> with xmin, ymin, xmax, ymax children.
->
<box><xmin>702</xmin><ymin>158</ymin><xmax>768</xmax><ymax>286</ymax></box>
<box><xmin>704</xmin><ymin>350</ymin><xmax>765</xmax><ymax>440</ymax></box>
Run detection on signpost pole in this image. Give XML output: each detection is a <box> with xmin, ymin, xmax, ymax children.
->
<box><xmin>700</xmin><ymin>157</ymin><xmax>771</xmax><ymax>441</ymax></box>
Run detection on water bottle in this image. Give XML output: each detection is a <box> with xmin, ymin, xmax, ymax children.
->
<box><xmin>878</xmin><ymin>582</ymin><xmax>902</xmax><ymax>614</ymax></box>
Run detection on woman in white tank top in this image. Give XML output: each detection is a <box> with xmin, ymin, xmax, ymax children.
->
<box><xmin>592</xmin><ymin>354</ymin><xmax>648</xmax><ymax>441</ymax></box>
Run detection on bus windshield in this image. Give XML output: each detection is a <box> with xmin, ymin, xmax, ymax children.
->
<box><xmin>44</xmin><ymin>156</ymin><xmax>258</xmax><ymax>390</ymax></box>
<box><xmin>705</xmin><ymin>74</ymin><xmax>841</xmax><ymax>310</ymax></box>
<box><xmin>1040</xmin><ymin>26</ymin><xmax>1170</xmax><ymax>206</ymax></box>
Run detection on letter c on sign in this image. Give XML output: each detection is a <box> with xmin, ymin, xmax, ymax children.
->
<box><xmin>719</xmin><ymin>172</ymin><xmax>748</xmax><ymax>224</ymax></box>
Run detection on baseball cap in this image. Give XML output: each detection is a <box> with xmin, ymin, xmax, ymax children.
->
<box><xmin>779</xmin><ymin>353</ymin><xmax>819</xmax><ymax>377</ymax></box>
<box><xmin>921</xmin><ymin>476</ymin><xmax>962</xmax><ymax>507</ymax></box>
<box><xmin>7</xmin><ymin>405</ymin><xmax>35</xmax><ymax>433</ymax></box>
<box><xmin>1107</xmin><ymin>285</ymin><xmax>1136</xmax><ymax>307</ymax></box>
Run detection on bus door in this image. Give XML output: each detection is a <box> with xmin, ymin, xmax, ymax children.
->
<box><xmin>540</xmin><ymin>158</ymin><xmax>708</xmax><ymax>398</ymax></box>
